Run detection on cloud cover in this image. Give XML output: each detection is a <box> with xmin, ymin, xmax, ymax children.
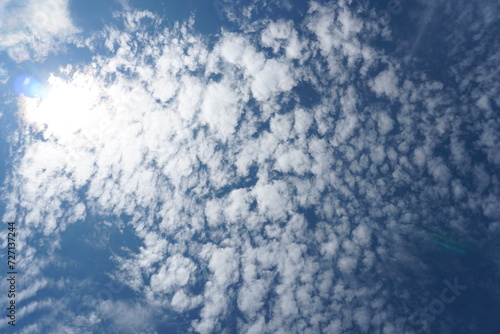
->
<box><xmin>1</xmin><ymin>0</ymin><xmax>499</xmax><ymax>333</ymax></box>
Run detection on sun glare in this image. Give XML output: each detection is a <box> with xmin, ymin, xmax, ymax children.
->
<box><xmin>19</xmin><ymin>74</ymin><xmax>101</xmax><ymax>141</ymax></box>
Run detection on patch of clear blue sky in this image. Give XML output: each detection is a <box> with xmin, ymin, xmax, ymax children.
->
<box><xmin>70</xmin><ymin>0</ymin><xmax>226</xmax><ymax>34</ymax></box>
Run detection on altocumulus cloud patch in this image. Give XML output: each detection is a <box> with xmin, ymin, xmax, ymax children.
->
<box><xmin>0</xmin><ymin>0</ymin><xmax>499</xmax><ymax>333</ymax></box>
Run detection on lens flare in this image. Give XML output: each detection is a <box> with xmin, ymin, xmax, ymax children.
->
<box><xmin>13</xmin><ymin>74</ymin><xmax>46</xmax><ymax>98</ymax></box>
<box><xmin>417</xmin><ymin>227</ymin><xmax>479</xmax><ymax>255</ymax></box>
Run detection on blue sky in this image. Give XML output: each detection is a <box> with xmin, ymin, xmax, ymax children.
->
<box><xmin>0</xmin><ymin>0</ymin><xmax>499</xmax><ymax>333</ymax></box>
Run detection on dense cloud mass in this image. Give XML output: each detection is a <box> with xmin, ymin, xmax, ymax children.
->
<box><xmin>1</xmin><ymin>0</ymin><xmax>499</xmax><ymax>333</ymax></box>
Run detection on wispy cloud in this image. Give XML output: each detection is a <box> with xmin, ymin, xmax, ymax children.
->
<box><xmin>0</xmin><ymin>0</ymin><xmax>80</xmax><ymax>62</ymax></box>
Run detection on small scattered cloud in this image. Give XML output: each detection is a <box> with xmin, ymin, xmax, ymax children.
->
<box><xmin>0</xmin><ymin>63</ymin><xmax>8</xmax><ymax>83</ymax></box>
<box><xmin>1</xmin><ymin>1</ymin><xmax>499</xmax><ymax>333</ymax></box>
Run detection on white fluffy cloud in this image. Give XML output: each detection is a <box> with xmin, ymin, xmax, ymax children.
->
<box><xmin>370</xmin><ymin>68</ymin><xmax>399</xmax><ymax>100</ymax></box>
<box><xmin>1</xmin><ymin>1</ymin><xmax>499</xmax><ymax>333</ymax></box>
